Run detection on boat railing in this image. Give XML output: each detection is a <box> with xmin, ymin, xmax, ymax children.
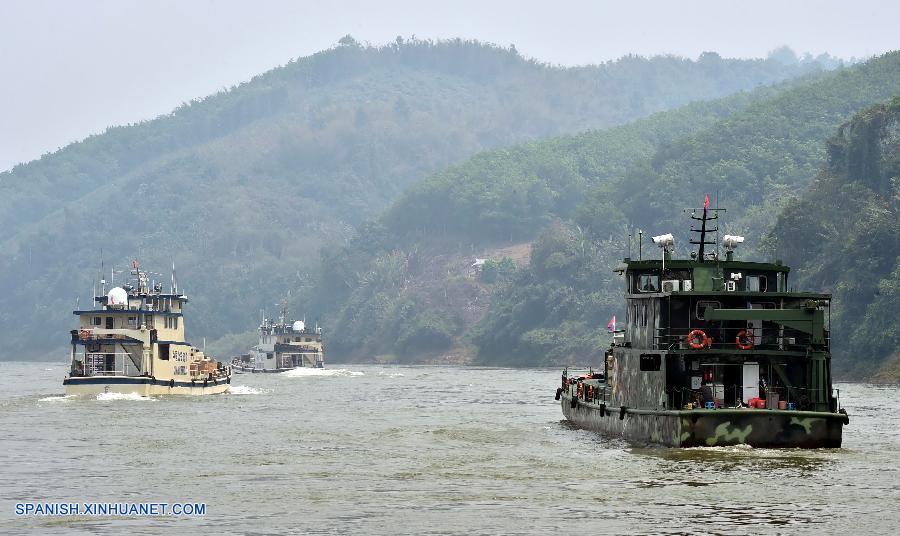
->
<box><xmin>654</xmin><ymin>326</ymin><xmax>818</xmax><ymax>352</ymax></box>
<box><xmin>81</xmin><ymin>352</ymin><xmax>140</xmax><ymax>377</ymax></box>
<box><xmin>589</xmin><ymin>384</ymin><xmax>611</xmax><ymax>404</ymax></box>
<box><xmin>666</xmin><ymin>382</ymin><xmax>830</xmax><ymax>411</ymax></box>
<box><xmin>564</xmin><ymin>377</ymin><xmax>610</xmax><ymax>404</ymax></box>
<box><xmin>71</xmin><ymin>329</ymin><xmax>145</xmax><ymax>345</ymax></box>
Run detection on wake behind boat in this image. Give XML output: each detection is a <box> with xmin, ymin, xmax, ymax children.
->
<box><xmin>64</xmin><ymin>260</ymin><xmax>231</xmax><ymax>395</ymax></box>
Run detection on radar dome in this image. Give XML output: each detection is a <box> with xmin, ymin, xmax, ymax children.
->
<box><xmin>292</xmin><ymin>320</ymin><xmax>305</xmax><ymax>332</ymax></box>
<box><xmin>107</xmin><ymin>287</ymin><xmax>128</xmax><ymax>306</ymax></box>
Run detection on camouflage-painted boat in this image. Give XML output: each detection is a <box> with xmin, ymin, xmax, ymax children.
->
<box><xmin>558</xmin><ymin>199</ymin><xmax>848</xmax><ymax>447</ymax></box>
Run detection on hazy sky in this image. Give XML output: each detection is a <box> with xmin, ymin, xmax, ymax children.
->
<box><xmin>1</xmin><ymin>0</ymin><xmax>897</xmax><ymax>171</ymax></box>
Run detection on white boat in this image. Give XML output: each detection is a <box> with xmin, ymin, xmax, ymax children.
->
<box><xmin>232</xmin><ymin>309</ymin><xmax>324</xmax><ymax>373</ymax></box>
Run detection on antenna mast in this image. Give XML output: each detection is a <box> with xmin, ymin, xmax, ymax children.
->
<box><xmin>638</xmin><ymin>229</ymin><xmax>643</xmax><ymax>260</ymax></box>
<box><xmin>279</xmin><ymin>297</ymin><xmax>288</xmax><ymax>324</ymax></box>
<box><xmin>99</xmin><ymin>249</ymin><xmax>106</xmax><ymax>296</ymax></box>
<box><xmin>685</xmin><ymin>195</ymin><xmax>724</xmax><ymax>263</ymax></box>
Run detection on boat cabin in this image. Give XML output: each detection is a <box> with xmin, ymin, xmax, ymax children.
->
<box><xmin>613</xmin><ymin>255</ymin><xmax>833</xmax><ymax>411</ymax></box>
<box><xmin>598</xmin><ymin>208</ymin><xmax>838</xmax><ymax>415</ymax></box>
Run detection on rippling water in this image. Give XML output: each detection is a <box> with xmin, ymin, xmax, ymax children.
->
<box><xmin>1</xmin><ymin>361</ymin><xmax>898</xmax><ymax>535</ymax></box>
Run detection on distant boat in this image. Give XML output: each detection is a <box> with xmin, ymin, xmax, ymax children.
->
<box><xmin>558</xmin><ymin>198</ymin><xmax>847</xmax><ymax>447</ymax></box>
<box><xmin>232</xmin><ymin>306</ymin><xmax>324</xmax><ymax>373</ymax></box>
<box><xmin>64</xmin><ymin>260</ymin><xmax>231</xmax><ymax>395</ymax></box>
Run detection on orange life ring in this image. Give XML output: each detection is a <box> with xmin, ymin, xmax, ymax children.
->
<box><xmin>687</xmin><ymin>329</ymin><xmax>709</xmax><ymax>350</ymax></box>
<box><xmin>736</xmin><ymin>330</ymin><xmax>754</xmax><ymax>350</ymax></box>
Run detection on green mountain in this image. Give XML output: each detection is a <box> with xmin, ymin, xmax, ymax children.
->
<box><xmin>316</xmin><ymin>89</ymin><xmax>785</xmax><ymax>361</ymax></box>
<box><xmin>768</xmin><ymin>97</ymin><xmax>900</xmax><ymax>380</ymax></box>
<box><xmin>316</xmin><ymin>51</ymin><xmax>900</xmax><ymax>372</ymax></box>
<box><xmin>0</xmin><ymin>38</ymin><xmax>823</xmax><ymax>360</ymax></box>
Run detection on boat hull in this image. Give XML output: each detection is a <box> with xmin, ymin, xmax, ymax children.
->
<box><xmin>64</xmin><ymin>375</ymin><xmax>231</xmax><ymax>396</ymax></box>
<box><xmin>561</xmin><ymin>393</ymin><xmax>845</xmax><ymax>448</ymax></box>
<box><xmin>232</xmin><ymin>363</ymin><xmax>324</xmax><ymax>373</ymax></box>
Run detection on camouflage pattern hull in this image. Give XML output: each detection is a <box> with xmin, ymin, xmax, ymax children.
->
<box><xmin>561</xmin><ymin>393</ymin><xmax>845</xmax><ymax>448</ymax></box>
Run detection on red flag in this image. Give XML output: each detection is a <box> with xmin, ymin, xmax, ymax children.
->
<box><xmin>704</xmin><ymin>194</ymin><xmax>710</xmax><ymax>209</ymax></box>
<box><xmin>607</xmin><ymin>315</ymin><xmax>616</xmax><ymax>332</ymax></box>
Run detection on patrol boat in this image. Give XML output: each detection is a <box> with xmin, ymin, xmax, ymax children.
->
<box><xmin>558</xmin><ymin>199</ymin><xmax>848</xmax><ymax>447</ymax></box>
<box><xmin>64</xmin><ymin>261</ymin><xmax>231</xmax><ymax>395</ymax></box>
<box><xmin>231</xmin><ymin>308</ymin><xmax>324</xmax><ymax>373</ymax></box>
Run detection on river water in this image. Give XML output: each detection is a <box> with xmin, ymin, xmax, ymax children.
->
<box><xmin>0</xmin><ymin>361</ymin><xmax>897</xmax><ymax>535</ymax></box>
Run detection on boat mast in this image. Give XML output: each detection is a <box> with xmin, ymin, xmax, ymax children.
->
<box><xmin>688</xmin><ymin>195</ymin><xmax>723</xmax><ymax>262</ymax></box>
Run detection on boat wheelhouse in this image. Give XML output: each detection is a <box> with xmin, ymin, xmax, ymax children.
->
<box><xmin>558</xmin><ymin>201</ymin><xmax>847</xmax><ymax>447</ymax></box>
<box><xmin>64</xmin><ymin>261</ymin><xmax>231</xmax><ymax>395</ymax></box>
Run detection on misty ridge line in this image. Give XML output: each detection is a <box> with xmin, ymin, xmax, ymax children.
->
<box><xmin>0</xmin><ymin>37</ymin><xmax>846</xmax><ymax>174</ymax></box>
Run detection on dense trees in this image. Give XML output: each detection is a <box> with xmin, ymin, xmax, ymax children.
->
<box><xmin>769</xmin><ymin>97</ymin><xmax>900</xmax><ymax>378</ymax></box>
<box><xmin>313</xmin><ymin>84</ymin><xmax>785</xmax><ymax>359</ymax></box>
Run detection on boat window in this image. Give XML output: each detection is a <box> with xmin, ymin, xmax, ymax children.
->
<box><xmin>638</xmin><ymin>274</ymin><xmax>659</xmax><ymax>292</ymax></box>
<box><xmin>306</xmin><ymin>337</ymin><xmax>312</xmax><ymax>342</ymax></box>
<box><xmin>746</xmin><ymin>275</ymin><xmax>767</xmax><ymax>292</ymax></box>
<box><xmin>173</xmin><ymin>317</ymin><xmax>179</xmax><ymax>330</ymax></box>
<box><xmin>158</xmin><ymin>344</ymin><xmax>170</xmax><ymax>360</ymax></box>
<box><xmin>105</xmin><ymin>317</ymin><xmax>114</xmax><ymax>329</ymax></box>
<box><xmin>695</xmin><ymin>300</ymin><xmax>721</xmax><ymax>320</ymax></box>
<box><xmin>93</xmin><ymin>316</ymin><xmax>102</xmax><ymax>326</ymax></box>
<box><xmin>746</xmin><ymin>276</ymin><xmax>758</xmax><ymax>292</ymax></box>
<box><xmin>639</xmin><ymin>354</ymin><xmax>661</xmax><ymax>371</ymax></box>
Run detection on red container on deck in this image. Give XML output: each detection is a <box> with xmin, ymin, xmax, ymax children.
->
<box><xmin>756</xmin><ymin>399</ymin><xmax>767</xmax><ymax>409</ymax></box>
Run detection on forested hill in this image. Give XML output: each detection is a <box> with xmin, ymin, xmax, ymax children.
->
<box><xmin>0</xmin><ymin>38</ymin><xmax>824</xmax><ymax>360</ymax></box>
<box><xmin>769</xmin><ymin>98</ymin><xmax>900</xmax><ymax>380</ymax></box>
<box><xmin>313</xmin><ymin>50</ymin><xmax>900</xmax><ymax>376</ymax></box>
<box><xmin>314</xmin><ymin>89</ymin><xmax>786</xmax><ymax>360</ymax></box>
